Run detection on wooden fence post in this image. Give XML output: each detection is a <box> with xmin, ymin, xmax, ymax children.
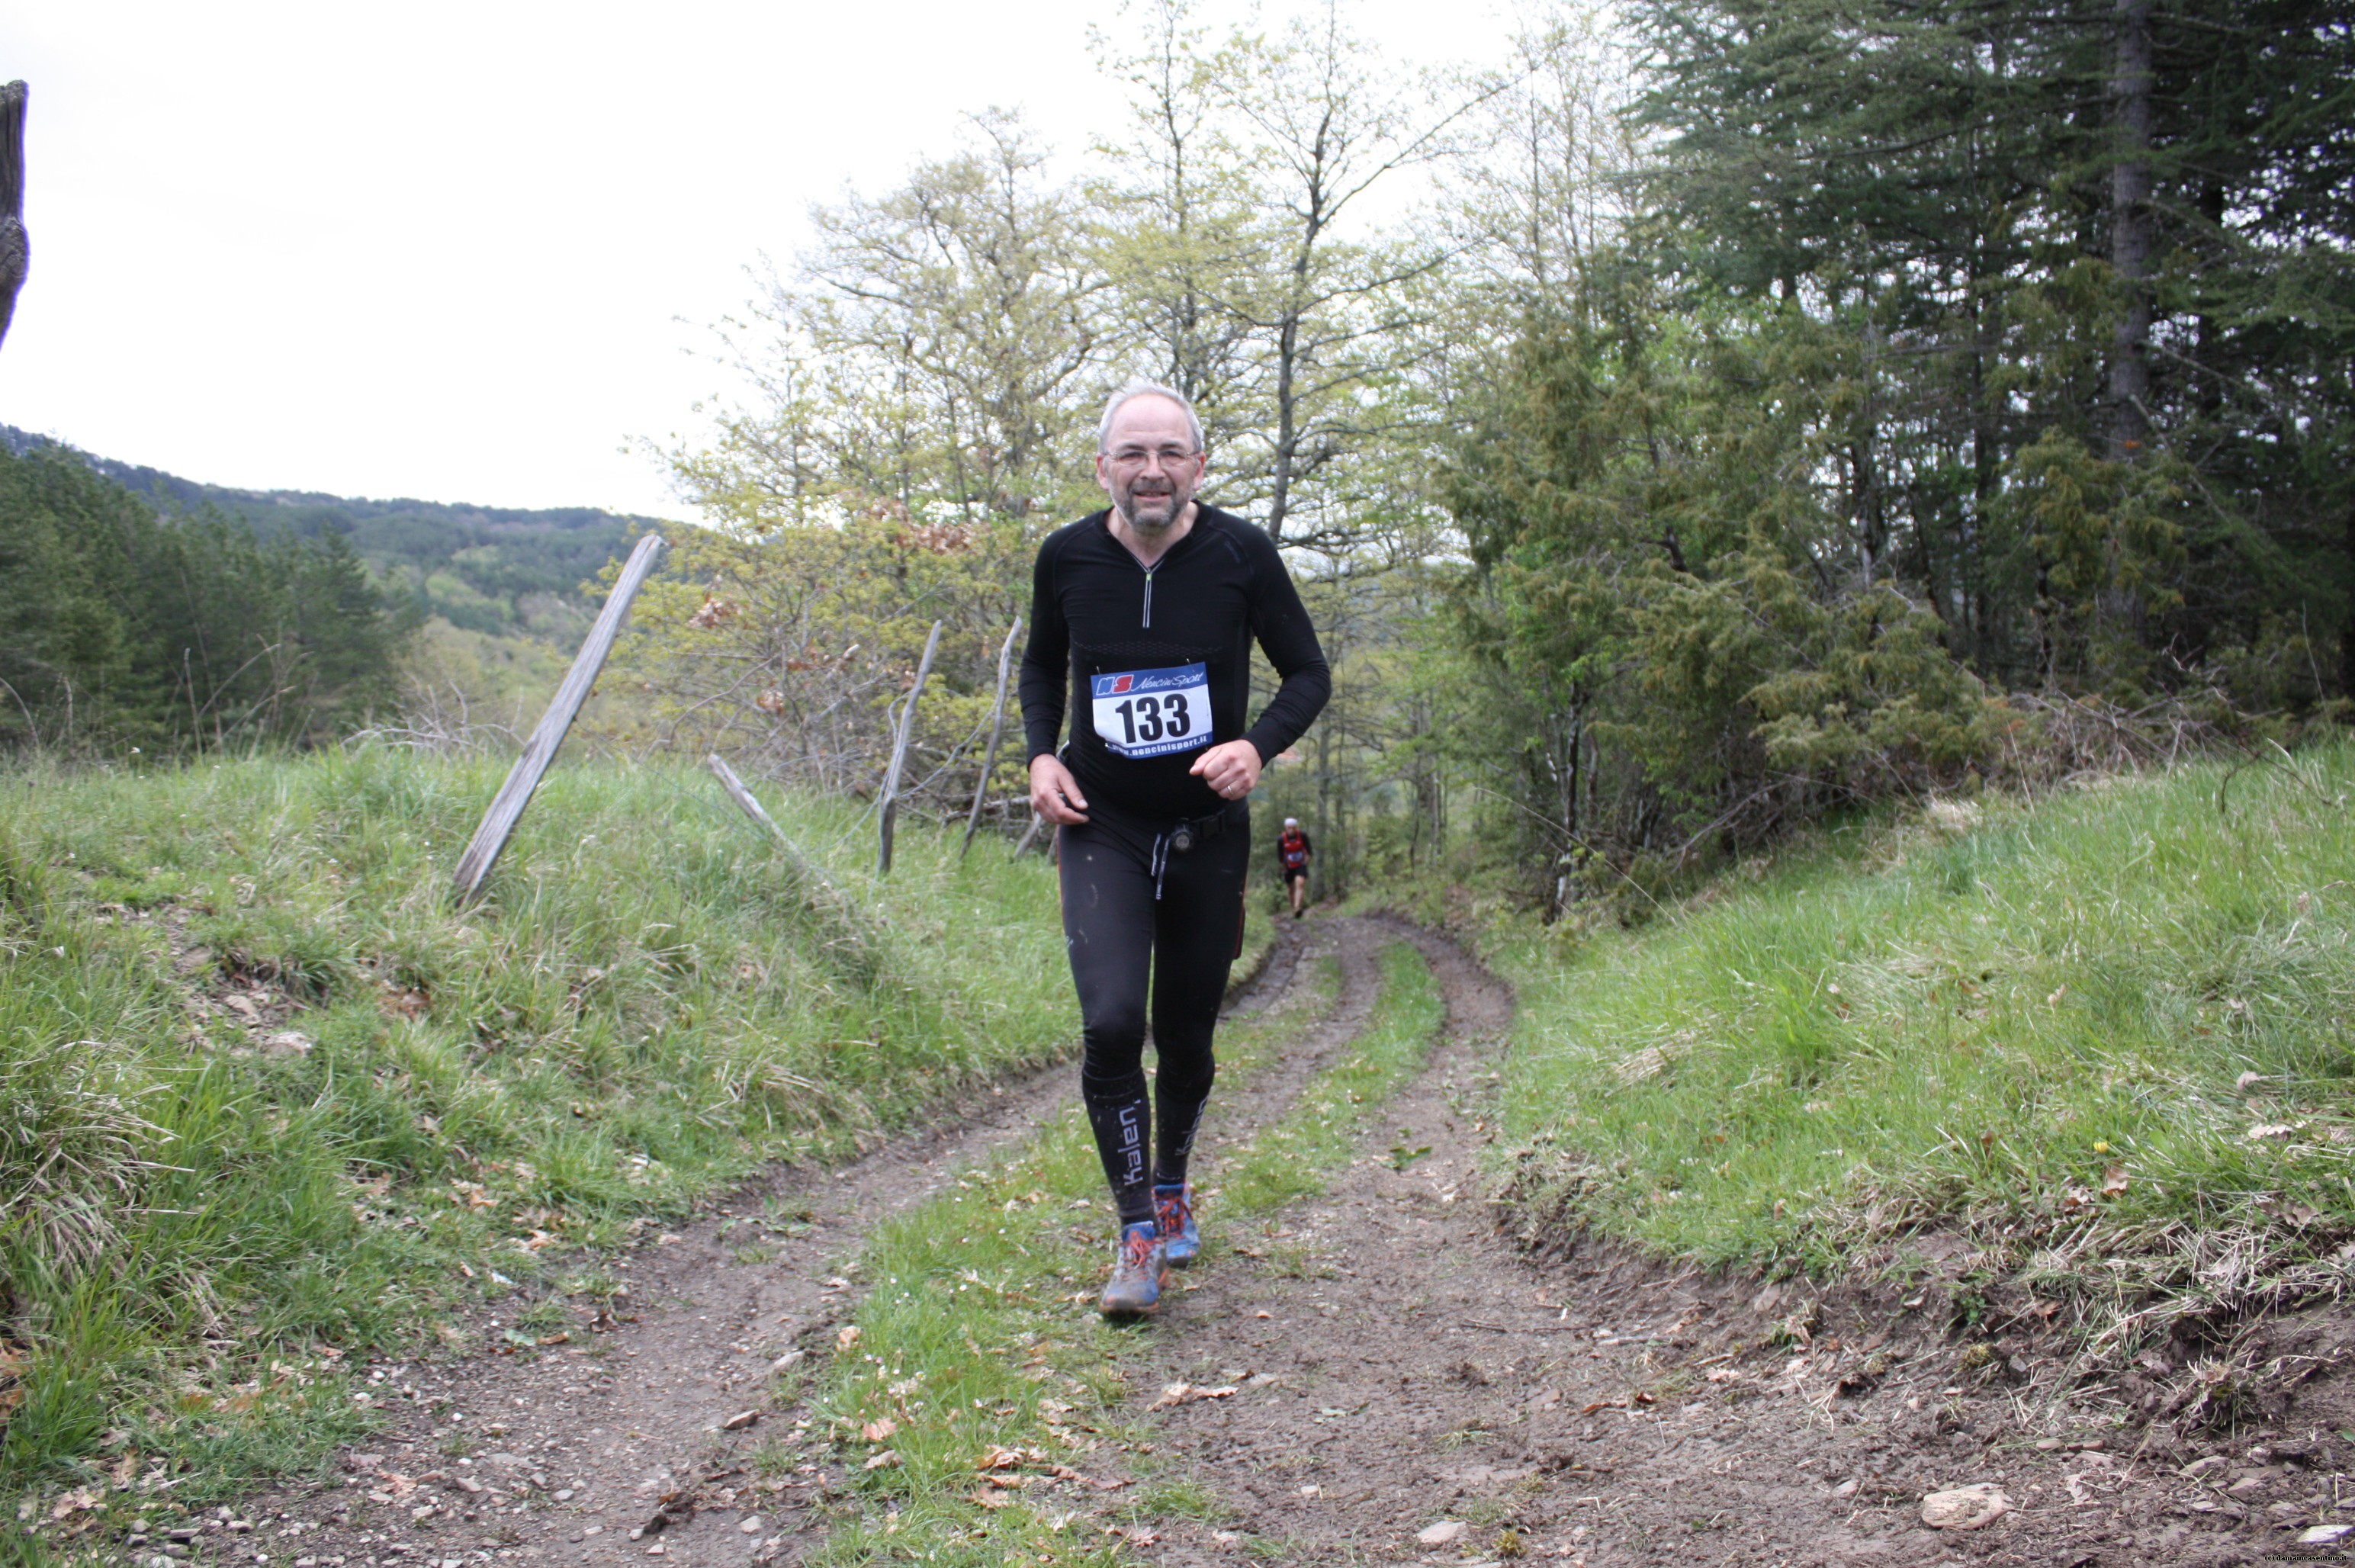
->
<box><xmin>960</xmin><ymin>616</ymin><xmax>1021</xmax><ymax>859</ymax></box>
<box><xmin>705</xmin><ymin>753</ymin><xmax>893</xmax><ymax>985</ymax></box>
<box><xmin>451</xmin><ymin>532</ymin><xmax>666</xmax><ymax>904</ymax></box>
<box><xmin>1</xmin><ymin>82</ymin><xmax>28</xmax><ymax>352</ymax></box>
<box><xmin>706</xmin><ymin>754</ymin><xmax>822</xmax><ymax>876</ymax></box>
<box><xmin>875</xmin><ymin>619</ymin><xmax>942</xmax><ymax>877</ymax></box>
<box><xmin>1011</xmin><ymin>814</ymin><xmax>1045</xmax><ymax>859</ymax></box>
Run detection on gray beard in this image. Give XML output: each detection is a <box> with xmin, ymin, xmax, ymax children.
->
<box><xmin>1118</xmin><ymin>495</ymin><xmax>1181</xmax><ymax>532</ymax></box>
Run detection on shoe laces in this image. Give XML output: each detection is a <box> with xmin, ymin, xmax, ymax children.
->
<box><xmin>1120</xmin><ymin>1226</ymin><xmax>1158</xmax><ymax>1271</ymax></box>
<box><xmin>1156</xmin><ymin>1187</ymin><xmax>1194</xmax><ymax>1230</ymax></box>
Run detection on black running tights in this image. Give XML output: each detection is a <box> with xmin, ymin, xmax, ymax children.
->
<box><xmin>1059</xmin><ymin>802</ymin><xmax>1248</xmax><ymax>1226</ymax></box>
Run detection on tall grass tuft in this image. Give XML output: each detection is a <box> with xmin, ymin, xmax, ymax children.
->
<box><xmin>1494</xmin><ymin>742</ymin><xmax>2355</xmax><ymax>1355</ymax></box>
<box><xmin>0</xmin><ymin>746</ymin><xmax>1074</xmax><ymax>1507</ymax></box>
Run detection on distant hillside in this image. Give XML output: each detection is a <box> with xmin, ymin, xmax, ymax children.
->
<box><xmin>0</xmin><ymin>425</ymin><xmax>664</xmax><ymax>638</ymax></box>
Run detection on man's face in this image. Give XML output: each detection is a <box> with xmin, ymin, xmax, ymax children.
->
<box><xmin>1096</xmin><ymin>395</ymin><xmax>1206</xmax><ymax>534</ymax></box>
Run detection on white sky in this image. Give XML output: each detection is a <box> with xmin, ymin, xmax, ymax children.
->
<box><xmin>0</xmin><ymin>0</ymin><xmax>1524</xmax><ymax>517</ymax></box>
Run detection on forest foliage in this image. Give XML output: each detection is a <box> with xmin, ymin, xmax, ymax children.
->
<box><xmin>613</xmin><ymin>0</ymin><xmax>2353</xmax><ymax>911</ymax></box>
<box><xmin>0</xmin><ymin>442</ymin><xmax>412</xmax><ymax>754</ymax></box>
<box><xmin>0</xmin><ymin>425</ymin><xmax>649</xmax><ymax>641</ymax></box>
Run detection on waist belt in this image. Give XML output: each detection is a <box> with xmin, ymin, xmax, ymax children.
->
<box><xmin>1149</xmin><ymin>804</ymin><xmax>1239</xmax><ymax>900</ymax></box>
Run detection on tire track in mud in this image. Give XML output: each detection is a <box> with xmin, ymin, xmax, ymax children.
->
<box><xmin>234</xmin><ymin>917</ymin><xmax>1381</xmax><ymax>1568</ymax></box>
<box><xmin>1132</xmin><ymin>922</ymin><xmax>2347</xmax><ymax>1568</ymax></box>
<box><xmin>229</xmin><ymin>915</ymin><xmax>2305</xmax><ymax>1568</ymax></box>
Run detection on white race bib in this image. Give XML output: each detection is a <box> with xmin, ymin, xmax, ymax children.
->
<box><xmin>1090</xmin><ymin>661</ymin><xmax>1212</xmax><ymax>759</ymax></box>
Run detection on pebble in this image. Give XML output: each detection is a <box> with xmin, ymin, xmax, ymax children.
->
<box><xmin>1920</xmin><ymin>1484</ymin><xmax>2010</xmax><ymax>1531</ymax></box>
<box><xmin>1418</xmin><ymin>1521</ymin><xmax>1467</xmax><ymax>1546</ymax></box>
<box><xmin>721</xmin><ymin>1409</ymin><xmax>760</xmax><ymax>1431</ymax></box>
<box><xmin>2302</xmin><ymin>1525</ymin><xmax>2355</xmax><ymax>1544</ymax></box>
<box><xmin>739</xmin><ymin>1517</ymin><xmax>764</xmax><ymax>1534</ymax></box>
<box><xmin>771</xmin><ymin>1351</ymin><xmax>805</xmax><ymax>1374</ymax></box>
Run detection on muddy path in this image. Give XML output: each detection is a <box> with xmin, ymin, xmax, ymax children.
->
<box><xmin>222</xmin><ymin>918</ymin><xmax>1387</xmax><ymax>1568</ymax></box>
<box><xmin>195</xmin><ymin>917</ymin><xmax>2355</xmax><ymax>1568</ymax></box>
<box><xmin>1136</xmin><ymin>918</ymin><xmax>2355</xmax><ymax>1568</ymax></box>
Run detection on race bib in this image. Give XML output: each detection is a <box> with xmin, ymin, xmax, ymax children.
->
<box><xmin>1090</xmin><ymin>662</ymin><xmax>1211</xmax><ymax>759</ymax></box>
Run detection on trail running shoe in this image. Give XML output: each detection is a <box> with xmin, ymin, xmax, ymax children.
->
<box><xmin>1155</xmin><ymin>1182</ymin><xmax>1200</xmax><ymax>1266</ymax></box>
<box><xmin>1099</xmin><ymin>1220</ymin><xmax>1169</xmax><ymax>1317</ymax></box>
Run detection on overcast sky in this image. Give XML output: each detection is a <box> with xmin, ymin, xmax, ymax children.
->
<box><xmin>0</xmin><ymin>1</ymin><xmax>1523</xmax><ymax>517</ymax></box>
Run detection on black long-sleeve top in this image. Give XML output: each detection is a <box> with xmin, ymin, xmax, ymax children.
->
<box><xmin>1020</xmin><ymin>503</ymin><xmax>1330</xmax><ymax>822</ymax></box>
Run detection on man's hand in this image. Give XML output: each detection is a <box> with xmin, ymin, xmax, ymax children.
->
<box><xmin>1188</xmin><ymin>739</ymin><xmax>1263</xmax><ymax>801</ymax></box>
<box><xmin>1030</xmin><ymin>753</ymin><xmax>1091</xmax><ymax>824</ymax></box>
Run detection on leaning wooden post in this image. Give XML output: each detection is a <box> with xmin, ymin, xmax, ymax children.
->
<box><xmin>1010</xmin><ymin>814</ymin><xmax>1045</xmax><ymax>860</ymax></box>
<box><xmin>706</xmin><ymin>754</ymin><xmax>827</xmax><ymax>881</ymax></box>
<box><xmin>452</xmin><ymin>532</ymin><xmax>666</xmax><ymax>904</ymax></box>
<box><xmin>959</xmin><ymin>616</ymin><xmax>1021</xmax><ymax>860</ymax></box>
<box><xmin>875</xmin><ymin>619</ymin><xmax>943</xmax><ymax>877</ymax></box>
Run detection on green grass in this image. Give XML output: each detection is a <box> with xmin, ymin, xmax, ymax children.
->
<box><xmin>1493</xmin><ymin>741</ymin><xmax>2355</xmax><ymax>1345</ymax></box>
<box><xmin>0</xmin><ymin>747</ymin><xmax>1084</xmax><ymax>1521</ymax></box>
<box><xmin>793</xmin><ymin>942</ymin><xmax>1444</xmax><ymax>1566</ymax></box>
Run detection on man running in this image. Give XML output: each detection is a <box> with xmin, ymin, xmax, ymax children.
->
<box><xmin>1275</xmin><ymin>818</ymin><xmax>1312</xmax><ymax>918</ymax></box>
<box><xmin>1021</xmin><ymin>378</ymin><xmax>1330</xmax><ymax>1317</ymax></box>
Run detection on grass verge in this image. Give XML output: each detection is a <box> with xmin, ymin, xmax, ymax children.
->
<box><xmin>781</xmin><ymin>940</ymin><xmax>1444</xmax><ymax>1566</ymax></box>
<box><xmin>1490</xmin><ymin>741</ymin><xmax>2355</xmax><ymax>1360</ymax></box>
<box><xmin>0</xmin><ymin>747</ymin><xmax>1081</xmax><ymax>1529</ymax></box>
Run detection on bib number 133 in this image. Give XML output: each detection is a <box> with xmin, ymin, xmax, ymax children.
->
<box><xmin>1090</xmin><ymin>662</ymin><xmax>1212</xmax><ymax>759</ymax></box>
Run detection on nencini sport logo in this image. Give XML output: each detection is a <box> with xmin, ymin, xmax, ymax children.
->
<box><xmin>1093</xmin><ymin>663</ymin><xmax>1205</xmax><ymax>700</ymax></box>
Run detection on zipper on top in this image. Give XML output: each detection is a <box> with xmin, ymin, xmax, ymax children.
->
<box><xmin>1142</xmin><ymin>568</ymin><xmax>1154</xmax><ymax>628</ymax></box>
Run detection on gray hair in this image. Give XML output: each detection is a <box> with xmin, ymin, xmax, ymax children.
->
<box><xmin>1097</xmin><ymin>378</ymin><xmax>1206</xmax><ymax>455</ymax></box>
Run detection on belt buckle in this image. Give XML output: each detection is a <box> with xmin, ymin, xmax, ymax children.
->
<box><xmin>1171</xmin><ymin>825</ymin><xmax>1196</xmax><ymax>854</ymax></box>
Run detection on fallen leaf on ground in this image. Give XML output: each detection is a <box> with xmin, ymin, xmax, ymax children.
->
<box><xmin>1148</xmin><ymin>1381</ymin><xmax>1239</xmax><ymax>1409</ymax></box>
<box><xmin>836</xmin><ymin>1325</ymin><xmax>861</xmax><ymax>1350</ymax></box>
<box><xmin>721</xmin><ymin>1410</ymin><xmax>759</xmax><ymax>1431</ymax></box>
<box><xmin>2101</xmin><ymin>1163</ymin><xmax>2129</xmax><ymax>1197</ymax></box>
<box><xmin>969</xmin><ymin>1490</ymin><xmax>1010</xmax><ymax>1510</ymax></box>
<box><xmin>862</xmin><ymin>1449</ymin><xmax>900</xmax><ymax>1471</ymax></box>
<box><xmin>976</xmin><ymin>1445</ymin><xmax>1024</xmax><ymax>1470</ymax></box>
<box><xmin>860</xmin><ymin>1419</ymin><xmax>896</xmax><ymax>1443</ymax></box>
<box><xmin>1418</xmin><ymin>1521</ymin><xmax>1467</xmax><ymax>1546</ymax></box>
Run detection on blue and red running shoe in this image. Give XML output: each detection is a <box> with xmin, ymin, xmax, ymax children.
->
<box><xmin>1155</xmin><ymin>1182</ymin><xmax>1200</xmax><ymax>1267</ymax></box>
<box><xmin>1099</xmin><ymin>1220</ymin><xmax>1168</xmax><ymax>1316</ymax></box>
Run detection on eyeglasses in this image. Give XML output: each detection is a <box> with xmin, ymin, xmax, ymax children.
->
<box><xmin>1104</xmin><ymin>445</ymin><xmax>1202</xmax><ymax>471</ymax></box>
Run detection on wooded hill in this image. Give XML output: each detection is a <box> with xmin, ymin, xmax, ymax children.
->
<box><xmin>0</xmin><ymin>426</ymin><xmax>650</xmax><ymax>640</ymax></box>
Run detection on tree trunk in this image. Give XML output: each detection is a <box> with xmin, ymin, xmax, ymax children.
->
<box><xmin>2343</xmin><ymin>500</ymin><xmax>2355</xmax><ymax>700</ymax></box>
<box><xmin>2109</xmin><ymin>0</ymin><xmax>2154</xmax><ymax>462</ymax></box>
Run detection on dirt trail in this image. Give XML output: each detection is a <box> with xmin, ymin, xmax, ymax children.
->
<box><xmin>1136</xmin><ymin>918</ymin><xmax>2355</xmax><ymax>1568</ymax></box>
<box><xmin>194</xmin><ymin>917</ymin><xmax>2355</xmax><ymax>1568</ymax></box>
<box><xmin>227</xmin><ymin>919</ymin><xmax>1380</xmax><ymax>1568</ymax></box>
